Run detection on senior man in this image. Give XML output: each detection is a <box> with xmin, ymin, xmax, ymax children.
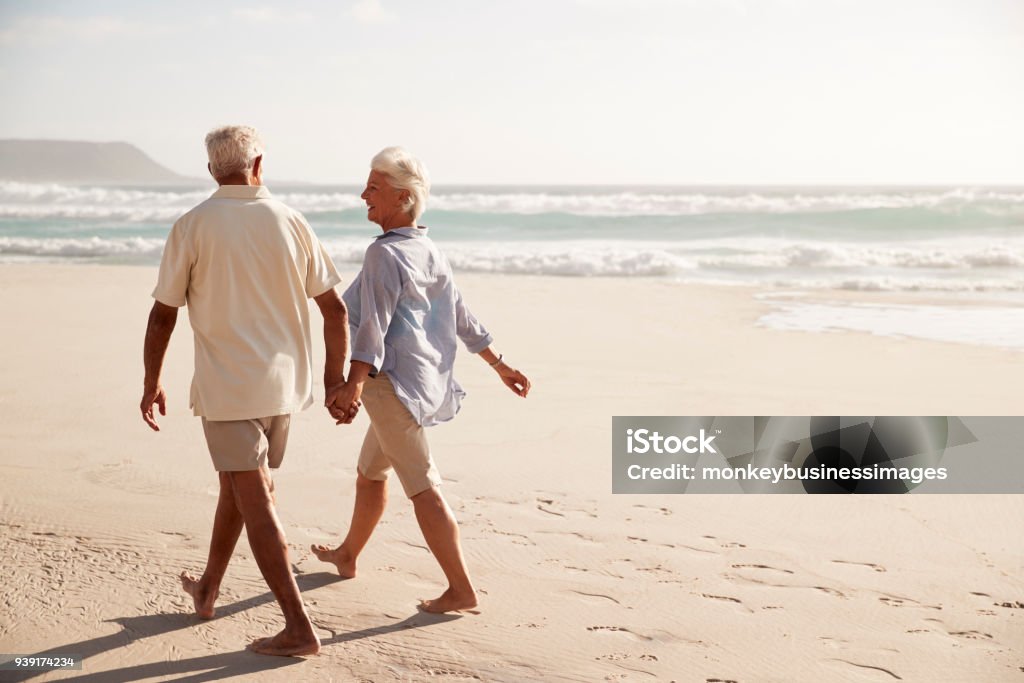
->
<box><xmin>141</xmin><ymin>125</ymin><xmax>354</xmax><ymax>656</ymax></box>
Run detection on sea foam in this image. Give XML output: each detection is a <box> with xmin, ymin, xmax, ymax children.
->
<box><xmin>758</xmin><ymin>301</ymin><xmax>1024</xmax><ymax>350</ymax></box>
<box><xmin>3</xmin><ymin>181</ymin><xmax>1024</xmax><ymax>220</ymax></box>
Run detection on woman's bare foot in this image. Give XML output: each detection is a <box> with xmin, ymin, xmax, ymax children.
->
<box><xmin>179</xmin><ymin>571</ymin><xmax>218</xmax><ymax>620</ymax></box>
<box><xmin>311</xmin><ymin>543</ymin><xmax>356</xmax><ymax>578</ymax></box>
<box><xmin>418</xmin><ymin>587</ymin><xmax>479</xmax><ymax>614</ymax></box>
<box><xmin>248</xmin><ymin>628</ymin><xmax>321</xmax><ymax>657</ymax></box>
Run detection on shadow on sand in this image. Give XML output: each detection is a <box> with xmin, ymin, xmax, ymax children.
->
<box><xmin>8</xmin><ymin>572</ymin><xmax>460</xmax><ymax>682</ymax></box>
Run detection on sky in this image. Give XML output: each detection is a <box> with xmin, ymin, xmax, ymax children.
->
<box><xmin>0</xmin><ymin>0</ymin><xmax>1022</xmax><ymax>184</ymax></box>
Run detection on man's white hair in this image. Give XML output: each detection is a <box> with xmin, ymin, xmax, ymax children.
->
<box><xmin>205</xmin><ymin>125</ymin><xmax>264</xmax><ymax>178</ymax></box>
<box><xmin>371</xmin><ymin>146</ymin><xmax>431</xmax><ymax>221</ymax></box>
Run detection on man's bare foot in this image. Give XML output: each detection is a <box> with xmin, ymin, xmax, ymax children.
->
<box><xmin>418</xmin><ymin>587</ymin><xmax>479</xmax><ymax>614</ymax></box>
<box><xmin>247</xmin><ymin>628</ymin><xmax>321</xmax><ymax>657</ymax></box>
<box><xmin>311</xmin><ymin>543</ymin><xmax>356</xmax><ymax>579</ymax></box>
<box><xmin>179</xmin><ymin>571</ymin><xmax>218</xmax><ymax>620</ymax></box>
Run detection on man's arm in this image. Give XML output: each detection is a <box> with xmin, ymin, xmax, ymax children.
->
<box><xmin>314</xmin><ymin>288</ymin><xmax>349</xmax><ymax>389</ymax></box>
<box><xmin>141</xmin><ymin>301</ymin><xmax>179</xmax><ymax>431</ymax></box>
<box><xmin>315</xmin><ymin>288</ymin><xmax>359</xmax><ymax>424</ymax></box>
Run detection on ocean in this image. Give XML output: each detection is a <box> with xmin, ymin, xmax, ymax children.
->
<box><xmin>2</xmin><ymin>182</ymin><xmax>1022</xmax><ymax>349</ymax></box>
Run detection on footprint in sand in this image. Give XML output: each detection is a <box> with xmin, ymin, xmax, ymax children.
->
<box><xmin>395</xmin><ymin>539</ymin><xmax>430</xmax><ymax>554</ymax></box>
<box><xmin>701</xmin><ymin>535</ymin><xmax>746</xmax><ymax>549</ymax></box>
<box><xmin>631</xmin><ymin>504</ymin><xmax>673</xmax><ymax>516</ymax></box>
<box><xmin>877</xmin><ymin>594</ymin><xmax>940</xmax><ymax>610</ymax></box>
<box><xmin>535</xmin><ymin>498</ymin><xmax>566</xmax><ymax>517</ymax></box>
<box><xmin>831</xmin><ymin>559</ymin><xmax>887</xmax><ymax>572</ymax></box>
<box><xmin>731</xmin><ymin>563</ymin><xmax>794</xmax><ymax>574</ymax></box>
<box><xmin>949</xmin><ymin>630</ymin><xmax>993</xmax><ymax>641</ymax></box>
<box><xmin>416</xmin><ymin>666</ymin><xmax>482</xmax><ymax>680</ymax></box>
<box><xmin>596</xmin><ymin>652</ymin><xmax>659</xmax><ymax>666</ymax></box>
<box><xmin>698</xmin><ymin>593</ymin><xmax>754</xmax><ymax>613</ymax></box>
<box><xmin>536</xmin><ymin>530</ymin><xmax>599</xmax><ymax>545</ymax></box>
<box><xmin>586</xmin><ymin>625</ymin><xmax>653</xmax><ymax>642</ymax></box>
<box><xmin>967</xmin><ymin>592</ymin><xmax>1024</xmax><ymax>610</ymax></box>
<box><xmin>542</xmin><ymin>558</ymin><xmax>592</xmax><ymax>574</ymax></box>
<box><xmin>567</xmin><ymin>589</ymin><xmax>622</xmax><ymax>605</ymax></box>
<box><xmin>818</xmin><ymin>636</ymin><xmax>849</xmax><ymax>648</ymax></box>
<box><xmin>635</xmin><ymin>564</ymin><xmax>675</xmax><ymax>576</ymax></box>
<box><xmin>827</xmin><ymin>659</ymin><xmax>903</xmax><ymax>681</ymax></box>
<box><xmin>535</xmin><ymin>497</ymin><xmax>597</xmax><ymax>519</ymax></box>
<box><xmin>879</xmin><ymin>596</ymin><xmax>908</xmax><ymax>607</ymax></box>
<box><xmin>922</xmin><ymin>618</ymin><xmax>996</xmax><ymax>644</ymax></box>
<box><xmin>297</xmin><ymin>526</ymin><xmax>336</xmax><ymax>540</ymax></box>
<box><xmin>485</xmin><ymin>528</ymin><xmax>537</xmax><ymax>546</ymax></box>
<box><xmin>596</xmin><ymin>652</ymin><xmax>630</xmax><ymax>661</ymax></box>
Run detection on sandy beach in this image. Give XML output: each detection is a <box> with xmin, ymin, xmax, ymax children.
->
<box><xmin>1</xmin><ymin>264</ymin><xmax>1021</xmax><ymax>682</ymax></box>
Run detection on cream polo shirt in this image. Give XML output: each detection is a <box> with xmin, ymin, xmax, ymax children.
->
<box><xmin>152</xmin><ymin>185</ymin><xmax>341</xmax><ymax>421</ymax></box>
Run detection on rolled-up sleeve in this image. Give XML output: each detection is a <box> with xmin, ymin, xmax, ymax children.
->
<box><xmin>299</xmin><ymin>217</ymin><xmax>342</xmax><ymax>298</ymax></box>
<box><xmin>454</xmin><ymin>286</ymin><xmax>493</xmax><ymax>353</ymax></box>
<box><xmin>152</xmin><ymin>220</ymin><xmax>193</xmax><ymax>307</ymax></box>
<box><xmin>350</xmin><ymin>245</ymin><xmax>402</xmax><ymax>372</ymax></box>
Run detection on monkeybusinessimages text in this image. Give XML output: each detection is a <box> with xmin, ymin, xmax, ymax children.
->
<box><xmin>624</xmin><ymin>428</ymin><xmax>949</xmax><ymax>485</ymax></box>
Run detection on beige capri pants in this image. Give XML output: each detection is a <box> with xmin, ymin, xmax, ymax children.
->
<box><xmin>358</xmin><ymin>373</ymin><xmax>442</xmax><ymax>498</ymax></box>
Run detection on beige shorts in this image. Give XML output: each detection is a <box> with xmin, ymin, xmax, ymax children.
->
<box><xmin>359</xmin><ymin>373</ymin><xmax>442</xmax><ymax>498</ymax></box>
<box><xmin>202</xmin><ymin>414</ymin><xmax>291</xmax><ymax>472</ymax></box>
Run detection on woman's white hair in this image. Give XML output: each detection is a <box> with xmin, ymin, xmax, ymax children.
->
<box><xmin>371</xmin><ymin>146</ymin><xmax>431</xmax><ymax>221</ymax></box>
<box><xmin>205</xmin><ymin>125</ymin><xmax>264</xmax><ymax>178</ymax></box>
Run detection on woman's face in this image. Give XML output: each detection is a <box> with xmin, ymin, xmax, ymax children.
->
<box><xmin>361</xmin><ymin>169</ymin><xmax>410</xmax><ymax>229</ymax></box>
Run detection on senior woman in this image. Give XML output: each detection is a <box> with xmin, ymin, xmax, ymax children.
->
<box><xmin>313</xmin><ymin>147</ymin><xmax>530</xmax><ymax>613</ymax></box>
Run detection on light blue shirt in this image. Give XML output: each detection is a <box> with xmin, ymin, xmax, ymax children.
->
<box><xmin>343</xmin><ymin>226</ymin><xmax>493</xmax><ymax>427</ymax></box>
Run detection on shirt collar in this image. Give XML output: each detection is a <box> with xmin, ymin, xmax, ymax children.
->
<box><xmin>211</xmin><ymin>185</ymin><xmax>273</xmax><ymax>200</ymax></box>
<box><xmin>376</xmin><ymin>226</ymin><xmax>428</xmax><ymax>240</ymax></box>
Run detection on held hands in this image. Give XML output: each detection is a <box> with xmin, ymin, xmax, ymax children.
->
<box><xmin>325</xmin><ymin>380</ymin><xmax>363</xmax><ymax>425</ymax></box>
<box><xmin>495</xmin><ymin>361</ymin><xmax>531</xmax><ymax>397</ymax></box>
<box><xmin>140</xmin><ymin>384</ymin><xmax>167</xmax><ymax>431</ymax></box>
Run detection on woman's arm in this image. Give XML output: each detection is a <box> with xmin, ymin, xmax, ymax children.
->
<box><xmin>454</xmin><ymin>287</ymin><xmax>493</xmax><ymax>353</ymax></box>
<box><xmin>478</xmin><ymin>346</ymin><xmax>531</xmax><ymax>398</ymax></box>
<box><xmin>349</xmin><ymin>245</ymin><xmax>402</xmax><ymax>373</ymax></box>
<box><xmin>454</xmin><ymin>284</ymin><xmax>530</xmax><ymax>397</ymax></box>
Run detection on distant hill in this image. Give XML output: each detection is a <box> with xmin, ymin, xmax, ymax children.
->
<box><xmin>0</xmin><ymin>139</ymin><xmax>191</xmax><ymax>184</ymax></box>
